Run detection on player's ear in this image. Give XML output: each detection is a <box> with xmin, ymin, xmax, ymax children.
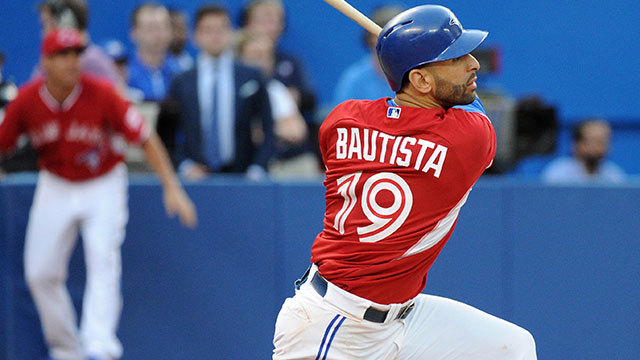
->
<box><xmin>407</xmin><ymin>67</ymin><xmax>433</xmax><ymax>94</ymax></box>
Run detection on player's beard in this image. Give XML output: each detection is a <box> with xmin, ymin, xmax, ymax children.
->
<box><xmin>583</xmin><ymin>153</ymin><xmax>604</xmax><ymax>174</ymax></box>
<box><xmin>432</xmin><ymin>72</ymin><xmax>476</xmax><ymax>108</ymax></box>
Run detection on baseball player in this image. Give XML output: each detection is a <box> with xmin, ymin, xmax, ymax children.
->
<box><xmin>273</xmin><ymin>5</ymin><xmax>537</xmax><ymax>359</ymax></box>
<box><xmin>0</xmin><ymin>29</ymin><xmax>197</xmax><ymax>360</ymax></box>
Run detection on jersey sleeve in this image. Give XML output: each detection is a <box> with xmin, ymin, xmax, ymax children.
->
<box><xmin>452</xmin><ymin>101</ymin><xmax>496</xmax><ymax>170</ymax></box>
<box><xmin>103</xmin><ymin>84</ymin><xmax>150</xmax><ymax>145</ymax></box>
<box><xmin>0</xmin><ymin>97</ymin><xmax>25</xmax><ymax>153</ymax></box>
<box><xmin>484</xmin><ymin>113</ymin><xmax>497</xmax><ymax>168</ymax></box>
<box><xmin>474</xmin><ymin>108</ymin><xmax>496</xmax><ymax>169</ymax></box>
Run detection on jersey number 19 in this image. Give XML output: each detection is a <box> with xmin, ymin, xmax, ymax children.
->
<box><xmin>333</xmin><ymin>172</ymin><xmax>413</xmax><ymax>243</ymax></box>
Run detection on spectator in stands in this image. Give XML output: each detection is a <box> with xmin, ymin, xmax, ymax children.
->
<box><xmin>100</xmin><ymin>39</ymin><xmax>128</xmax><ymax>83</ymax></box>
<box><xmin>168</xmin><ymin>8</ymin><xmax>194</xmax><ymax>72</ymax></box>
<box><xmin>0</xmin><ymin>52</ymin><xmax>30</xmax><ymax>176</ymax></box>
<box><xmin>241</xmin><ymin>0</ymin><xmax>321</xmax><ymax>170</ymax></box>
<box><xmin>36</xmin><ymin>0</ymin><xmax>124</xmax><ymax>90</ymax></box>
<box><xmin>100</xmin><ymin>38</ymin><xmax>145</xmax><ymax>103</ymax></box>
<box><xmin>541</xmin><ymin>119</ymin><xmax>626</xmax><ymax>183</ymax></box>
<box><xmin>240</xmin><ymin>0</ymin><xmax>316</xmax><ymax>116</ymax></box>
<box><xmin>0</xmin><ymin>52</ymin><xmax>18</xmax><ymax>109</ymax></box>
<box><xmin>1</xmin><ymin>53</ymin><xmax>34</xmax><ymax>174</ymax></box>
<box><xmin>236</xmin><ymin>30</ymin><xmax>320</xmax><ymax>177</ymax></box>
<box><xmin>332</xmin><ymin>4</ymin><xmax>404</xmax><ymax>107</ymax></box>
<box><xmin>128</xmin><ymin>3</ymin><xmax>180</xmax><ymax>102</ymax></box>
<box><xmin>157</xmin><ymin>4</ymin><xmax>274</xmax><ymax>182</ymax></box>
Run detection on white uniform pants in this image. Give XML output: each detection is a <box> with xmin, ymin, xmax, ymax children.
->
<box><xmin>273</xmin><ymin>265</ymin><xmax>537</xmax><ymax>360</ymax></box>
<box><xmin>24</xmin><ymin>164</ymin><xmax>128</xmax><ymax>360</ymax></box>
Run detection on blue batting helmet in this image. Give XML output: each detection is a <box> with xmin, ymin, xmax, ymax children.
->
<box><xmin>376</xmin><ymin>5</ymin><xmax>488</xmax><ymax>92</ymax></box>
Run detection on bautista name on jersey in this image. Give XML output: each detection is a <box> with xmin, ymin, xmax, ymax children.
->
<box><xmin>335</xmin><ymin>127</ymin><xmax>448</xmax><ymax>178</ymax></box>
<box><xmin>311</xmin><ymin>98</ymin><xmax>496</xmax><ymax>305</ymax></box>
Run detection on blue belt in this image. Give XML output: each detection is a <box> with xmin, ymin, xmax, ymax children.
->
<box><xmin>309</xmin><ymin>271</ymin><xmax>415</xmax><ymax>323</ymax></box>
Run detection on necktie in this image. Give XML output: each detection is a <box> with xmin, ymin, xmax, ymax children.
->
<box><xmin>206</xmin><ymin>63</ymin><xmax>221</xmax><ymax>170</ymax></box>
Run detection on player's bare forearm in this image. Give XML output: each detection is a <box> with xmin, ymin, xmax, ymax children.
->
<box><xmin>142</xmin><ymin>132</ymin><xmax>180</xmax><ymax>189</ymax></box>
<box><xmin>142</xmin><ymin>131</ymin><xmax>198</xmax><ymax>228</ymax></box>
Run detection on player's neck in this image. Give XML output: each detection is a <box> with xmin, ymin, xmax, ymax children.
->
<box><xmin>394</xmin><ymin>91</ymin><xmax>443</xmax><ymax>110</ymax></box>
<box><xmin>45</xmin><ymin>80</ymin><xmax>76</xmax><ymax>103</ymax></box>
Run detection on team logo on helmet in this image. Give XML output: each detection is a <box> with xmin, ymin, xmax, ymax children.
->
<box><xmin>449</xmin><ymin>17</ymin><xmax>461</xmax><ymax>28</ymax></box>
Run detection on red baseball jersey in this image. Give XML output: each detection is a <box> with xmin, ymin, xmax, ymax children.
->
<box><xmin>311</xmin><ymin>97</ymin><xmax>496</xmax><ymax>304</ymax></box>
<box><xmin>0</xmin><ymin>75</ymin><xmax>150</xmax><ymax>181</ymax></box>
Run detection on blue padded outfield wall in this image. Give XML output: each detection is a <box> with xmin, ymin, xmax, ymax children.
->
<box><xmin>1</xmin><ymin>175</ymin><xmax>639</xmax><ymax>359</ymax></box>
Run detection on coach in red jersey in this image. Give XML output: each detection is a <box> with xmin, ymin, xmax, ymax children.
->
<box><xmin>0</xmin><ymin>28</ymin><xmax>196</xmax><ymax>360</ymax></box>
<box><xmin>273</xmin><ymin>6</ymin><xmax>537</xmax><ymax>360</ymax></box>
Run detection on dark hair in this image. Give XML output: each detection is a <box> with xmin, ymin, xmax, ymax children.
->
<box><xmin>130</xmin><ymin>2</ymin><xmax>167</xmax><ymax>28</ymax></box>
<box><xmin>40</xmin><ymin>0</ymin><xmax>88</xmax><ymax>30</ymax></box>
<box><xmin>195</xmin><ymin>4</ymin><xmax>230</xmax><ymax>28</ymax></box>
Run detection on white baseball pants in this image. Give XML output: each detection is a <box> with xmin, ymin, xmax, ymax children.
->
<box><xmin>24</xmin><ymin>164</ymin><xmax>128</xmax><ymax>360</ymax></box>
<box><xmin>273</xmin><ymin>265</ymin><xmax>537</xmax><ymax>360</ymax></box>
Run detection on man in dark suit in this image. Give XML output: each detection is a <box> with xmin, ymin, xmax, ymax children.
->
<box><xmin>158</xmin><ymin>4</ymin><xmax>274</xmax><ymax>181</ymax></box>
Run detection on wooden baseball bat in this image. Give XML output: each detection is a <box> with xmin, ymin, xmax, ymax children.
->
<box><xmin>322</xmin><ymin>0</ymin><xmax>382</xmax><ymax>36</ymax></box>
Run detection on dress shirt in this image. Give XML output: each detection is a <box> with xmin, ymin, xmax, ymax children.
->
<box><xmin>197</xmin><ymin>51</ymin><xmax>235</xmax><ymax>168</ymax></box>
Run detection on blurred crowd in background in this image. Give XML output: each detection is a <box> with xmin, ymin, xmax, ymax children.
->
<box><xmin>0</xmin><ymin>0</ymin><xmax>634</xmax><ymax>183</ymax></box>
